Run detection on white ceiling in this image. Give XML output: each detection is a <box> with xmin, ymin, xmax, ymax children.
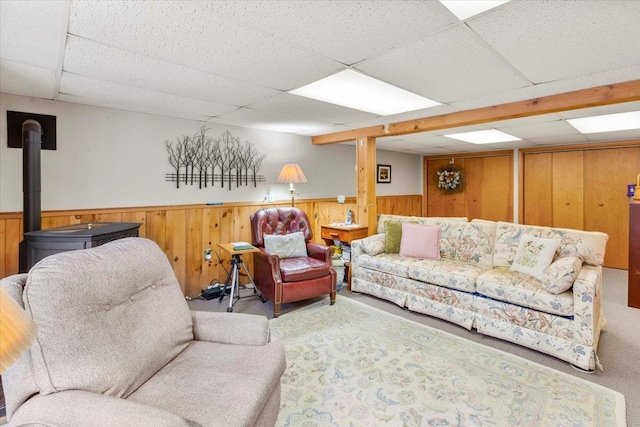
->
<box><xmin>1</xmin><ymin>0</ymin><xmax>639</xmax><ymax>155</ymax></box>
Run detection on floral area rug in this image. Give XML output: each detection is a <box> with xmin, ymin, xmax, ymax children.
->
<box><xmin>269</xmin><ymin>297</ymin><xmax>625</xmax><ymax>427</ymax></box>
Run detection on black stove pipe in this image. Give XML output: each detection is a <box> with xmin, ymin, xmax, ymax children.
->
<box><xmin>18</xmin><ymin>119</ymin><xmax>42</xmax><ymax>273</ymax></box>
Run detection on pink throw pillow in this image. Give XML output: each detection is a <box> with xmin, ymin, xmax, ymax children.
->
<box><xmin>399</xmin><ymin>222</ymin><xmax>441</xmax><ymax>259</ymax></box>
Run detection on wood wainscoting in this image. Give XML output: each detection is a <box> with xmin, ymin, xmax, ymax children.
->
<box><xmin>0</xmin><ymin>195</ymin><xmax>421</xmax><ymax>297</ymax></box>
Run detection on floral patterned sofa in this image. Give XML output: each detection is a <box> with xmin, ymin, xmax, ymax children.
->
<box><xmin>350</xmin><ymin>215</ymin><xmax>609</xmax><ymax>371</ymax></box>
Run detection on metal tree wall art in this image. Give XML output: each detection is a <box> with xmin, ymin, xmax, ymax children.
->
<box><xmin>165</xmin><ymin>127</ymin><xmax>267</xmax><ymax>190</ymax></box>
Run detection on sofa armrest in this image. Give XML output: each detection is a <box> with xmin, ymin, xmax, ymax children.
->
<box><xmin>191</xmin><ymin>310</ymin><xmax>270</xmax><ymax>346</ymax></box>
<box><xmin>255</xmin><ymin>248</ymin><xmax>282</xmax><ymax>282</ymax></box>
<box><xmin>572</xmin><ymin>265</ymin><xmax>604</xmax><ymax>347</ymax></box>
<box><xmin>10</xmin><ymin>390</ymin><xmax>200</xmax><ymax>427</ymax></box>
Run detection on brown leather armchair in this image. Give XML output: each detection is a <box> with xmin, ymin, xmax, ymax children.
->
<box><xmin>250</xmin><ymin>207</ymin><xmax>336</xmax><ymax>317</ymax></box>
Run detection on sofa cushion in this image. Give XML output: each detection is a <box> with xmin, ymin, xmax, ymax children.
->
<box><xmin>510</xmin><ymin>234</ymin><xmax>560</xmax><ymax>279</ymax></box>
<box><xmin>476</xmin><ymin>267</ymin><xmax>574</xmax><ymax>317</ymax></box>
<box><xmin>493</xmin><ymin>222</ymin><xmax>608</xmax><ymax>267</ymax></box>
<box><xmin>543</xmin><ymin>256</ymin><xmax>582</xmax><ymax>294</ymax></box>
<box><xmin>384</xmin><ymin>220</ymin><xmax>403</xmax><ymax>253</ymax></box>
<box><xmin>357</xmin><ymin>253</ymin><xmax>417</xmax><ymax>278</ymax></box>
<box><xmin>440</xmin><ymin>221</ymin><xmax>496</xmax><ymax>266</ymax></box>
<box><xmin>399</xmin><ymin>223</ymin><xmax>440</xmax><ymax>259</ymax></box>
<box><xmin>407</xmin><ymin>259</ymin><xmax>492</xmax><ymax>293</ymax></box>
<box><xmin>128</xmin><ymin>340</ymin><xmax>286</xmax><ymax>427</ymax></box>
<box><xmin>23</xmin><ymin>238</ymin><xmax>193</xmax><ymax>398</ymax></box>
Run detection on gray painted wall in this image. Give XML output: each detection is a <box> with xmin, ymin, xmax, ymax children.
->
<box><xmin>0</xmin><ymin>93</ymin><xmax>422</xmax><ymax>211</ymax></box>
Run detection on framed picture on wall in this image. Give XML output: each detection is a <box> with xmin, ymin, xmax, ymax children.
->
<box><xmin>377</xmin><ymin>164</ymin><xmax>391</xmax><ymax>183</ymax></box>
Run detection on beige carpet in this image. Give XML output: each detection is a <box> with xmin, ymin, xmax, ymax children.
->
<box><xmin>270</xmin><ymin>297</ymin><xmax>626</xmax><ymax>427</ymax></box>
<box><xmin>188</xmin><ymin>267</ymin><xmax>639</xmax><ymax>425</ymax></box>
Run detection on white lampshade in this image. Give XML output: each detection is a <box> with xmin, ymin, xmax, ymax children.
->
<box><xmin>277</xmin><ymin>164</ymin><xmax>307</xmax><ymax>184</ymax></box>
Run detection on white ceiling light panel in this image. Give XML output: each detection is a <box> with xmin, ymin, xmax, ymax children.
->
<box><xmin>567</xmin><ymin>111</ymin><xmax>640</xmax><ymax>134</ymax></box>
<box><xmin>444</xmin><ymin>129</ymin><xmax>521</xmax><ymax>144</ymax></box>
<box><xmin>290</xmin><ymin>69</ymin><xmax>441</xmax><ymax>116</ymax></box>
<box><xmin>440</xmin><ymin>0</ymin><xmax>510</xmax><ymax>20</ymax></box>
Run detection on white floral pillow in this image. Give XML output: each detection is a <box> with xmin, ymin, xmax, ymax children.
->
<box><xmin>361</xmin><ymin>234</ymin><xmax>385</xmax><ymax>256</ymax></box>
<box><xmin>542</xmin><ymin>256</ymin><xmax>582</xmax><ymax>294</ymax></box>
<box><xmin>510</xmin><ymin>234</ymin><xmax>560</xmax><ymax>279</ymax></box>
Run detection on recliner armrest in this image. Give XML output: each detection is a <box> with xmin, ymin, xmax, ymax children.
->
<box><xmin>307</xmin><ymin>242</ymin><xmax>333</xmax><ymax>263</ymax></box>
<box><xmin>191</xmin><ymin>310</ymin><xmax>271</xmax><ymax>346</ymax></box>
<box><xmin>10</xmin><ymin>390</ymin><xmax>200</xmax><ymax>427</ymax></box>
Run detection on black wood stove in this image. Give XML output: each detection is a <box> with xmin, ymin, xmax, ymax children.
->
<box><xmin>17</xmin><ymin>119</ymin><xmax>141</xmax><ymax>273</ymax></box>
<box><xmin>21</xmin><ymin>222</ymin><xmax>141</xmax><ymax>272</ymax></box>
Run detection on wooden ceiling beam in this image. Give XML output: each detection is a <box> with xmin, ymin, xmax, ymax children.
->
<box><xmin>311</xmin><ymin>79</ymin><xmax>640</xmax><ymax>145</ymax></box>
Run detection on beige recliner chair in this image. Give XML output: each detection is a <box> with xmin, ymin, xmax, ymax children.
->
<box><xmin>1</xmin><ymin>237</ymin><xmax>286</xmax><ymax>427</ymax></box>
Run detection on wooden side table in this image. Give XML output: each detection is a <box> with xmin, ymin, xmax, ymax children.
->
<box><xmin>321</xmin><ymin>224</ymin><xmax>369</xmax><ymax>246</ymax></box>
<box><xmin>321</xmin><ymin>224</ymin><xmax>369</xmax><ymax>290</ymax></box>
<box><xmin>218</xmin><ymin>243</ymin><xmax>261</xmax><ymax>312</ymax></box>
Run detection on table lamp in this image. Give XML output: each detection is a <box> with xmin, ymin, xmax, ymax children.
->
<box><xmin>0</xmin><ymin>287</ymin><xmax>38</xmax><ymax>374</ymax></box>
<box><xmin>277</xmin><ymin>164</ymin><xmax>307</xmax><ymax>206</ymax></box>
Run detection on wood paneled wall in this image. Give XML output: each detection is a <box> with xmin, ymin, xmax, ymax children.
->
<box><xmin>0</xmin><ymin>195</ymin><xmax>421</xmax><ymax>296</ymax></box>
<box><xmin>521</xmin><ymin>141</ymin><xmax>640</xmax><ymax>269</ymax></box>
<box><xmin>424</xmin><ymin>151</ymin><xmax>513</xmax><ymax>222</ymax></box>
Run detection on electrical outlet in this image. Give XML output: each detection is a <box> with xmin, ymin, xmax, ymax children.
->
<box><xmin>204</xmin><ymin>249</ymin><xmax>212</xmax><ymax>261</ymax></box>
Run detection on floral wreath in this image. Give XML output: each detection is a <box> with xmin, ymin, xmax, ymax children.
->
<box><xmin>436</xmin><ymin>164</ymin><xmax>463</xmax><ymax>192</ymax></box>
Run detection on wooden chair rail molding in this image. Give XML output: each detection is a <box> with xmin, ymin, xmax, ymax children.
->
<box><xmin>0</xmin><ymin>195</ymin><xmax>422</xmax><ymax>297</ymax></box>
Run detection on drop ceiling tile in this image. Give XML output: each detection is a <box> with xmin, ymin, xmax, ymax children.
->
<box><xmin>211</xmin><ymin>108</ymin><xmax>337</xmax><ymax>135</ymax></box>
<box><xmin>341</xmin><ymin>104</ymin><xmax>459</xmax><ymax>130</ymax></box>
<box><xmin>376</xmin><ymin>135</ymin><xmax>405</xmax><ymax>144</ymax></box>
<box><xmin>64</xmin><ymin>36</ymin><xmax>281</xmax><ymax>106</ymax></box>
<box><xmin>585</xmin><ymin>129</ymin><xmax>640</xmax><ymax>142</ymax></box>
<box><xmin>478</xmin><ymin>140</ymin><xmax>537</xmax><ymax>150</ymax></box>
<box><xmin>356</xmin><ymin>24</ymin><xmax>529</xmax><ymax>103</ymax></box>
<box><xmin>434</xmin><ymin>124</ymin><xmax>496</xmax><ymax>137</ymax></box>
<box><xmin>498</xmin><ymin>120</ymin><xmax>580</xmax><ymax>139</ymax></box>
<box><xmin>67</xmin><ymin>1</ymin><xmax>343</xmax><ymax>91</ymax></box>
<box><xmin>468</xmin><ymin>1</ymin><xmax>640</xmax><ymax>83</ymax></box>
<box><xmin>59</xmin><ymin>73</ymin><xmax>237</xmax><ymax>117</ymax></box>
<box><xmin>490</xmin><ymin>113</ymin><xmax>564</xmax><ymax>128</ymax></box>
<box><xmin>56</xmin><ymin>93</ymin><xmax>211</xmax><ymax>123</ymax></box>
<box><xmin>248</xmin><ymin>93</ymin><xmax>378</xmax><ymax>124</ymax></box>
<box><xmin>304</xmin><ymin>124</ymin><xmax>352</xmax><ymax>137</ymax></box>
<box><xmin>418</xmin><ymin>135</ymin><xmax>474</xmax><ymax>146</ymax></box>
<box><xmin>408</xmin><ymin>147</ymin><xmax>456</xmax><ymax>155</ymax></box>
<box><xmin>444</xmin><ymin>144</ymin><xmax>490</xmax><ymax>153</ymax></box>
<box><xmin>0</xmin><ymin>0</ymin><xmax>65</xmax><ymax>69</ymax></box>
<box><xmin>208</xmin><ymin>1</ymin><xmax>457</xmax><ymax>65</ymax></box>
<box><xmin>527</xmin><ymin>134</ymin><xmax>590</xmax><ymax>146</ymax></box>
<box><xmin>376</xmin><ymin>140</ymin><xmax>430</xmax><ymax>151</ymax></box>
<box><xmin>558</xmin><ymin>101</ymin><xmax>640</xmax><ymax>119</ymax></box>
<box><xmin>451</xmin><ymin>64</ymin><xmax>640</xmax><ymax>111</ymax></box>
<box><xmin>0</xmin><ymin>59</ymin><xmax>56</xmax><ymax>99</ymax></box>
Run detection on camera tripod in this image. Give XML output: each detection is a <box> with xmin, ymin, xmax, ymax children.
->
<box><xmin>217</xmin><ymin>244</ymin><xmax>263</xmax><ymax>312</ymax></box>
